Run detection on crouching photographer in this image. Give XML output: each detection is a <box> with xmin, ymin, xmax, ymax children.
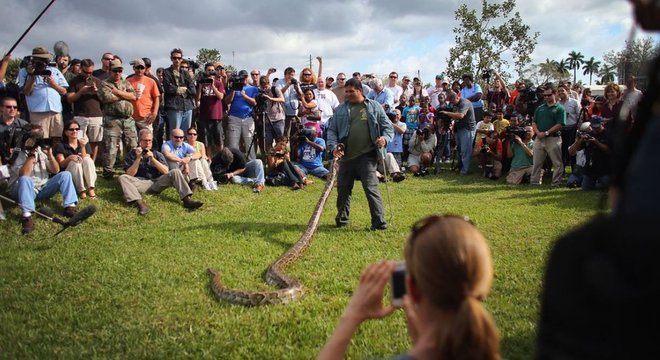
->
<box><xmin>5</xmin><ymin>126</ymin><xmax>78</xmax><ymax>234</ymax></box>
<box><xmin>505</xmin><ymin>126</ymin><xmax>534</xmax><ymax>184</ymax></box>
<box><xmin>567</xmin><ymin>116</ymin><xmax>612</xmax><ymax>191</ymax></box>
<box><xmin>407</xmin><ymin>127</ymin><xmax>437</xmax><ymax>176</ymax></box>
<box><xmin>266</xmin><ymin>135</ymin><xmax>305</xmax><ymax>190</ymax></box>
<box><xmin>473</xmin><ymin>131</ymin><xmax>503</xmax><ymax>180</ymax></box>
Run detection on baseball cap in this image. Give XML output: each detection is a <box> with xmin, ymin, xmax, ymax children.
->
<box><xmin>109</xmin><ymin>59</ymin><xmax>123</xmax><ymax>70</ymax></box>
<box><xmin>142</xmin><ymin>57</ymin><xmax>152</xmax><ymax>68</ymax></box>
<box><xmin>238</xmin><ymin>69</ymin><xmax>249</xmax><ymax>78</ymax></box>
<box><xmin>129</xmin><ymin>58</ymin><xmax>145</xmax><ymax>67</ymax></box>
<box><xmin>590</xmin><ymin>116</ymin><xmax>603</xmax><ymax>127</ymax></box>
<box><xmin>435</xmin><ymin>74</ymin><xmax>444</xmax><ymax>80</ymax></box>
<box><xmin>402</xmin><ymin>75</ymin><xmax>411</xmax><ymax>81</ymax></box>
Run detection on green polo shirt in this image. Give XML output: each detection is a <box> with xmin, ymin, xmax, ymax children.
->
<box><xmin>533</xmin><ymin>102</ymin><xmax>566</xmax><ymax>132</ymax></box>
<box><xmin>345</xmin><ymin>102</ymin><xmax>374</xmax><ymax>160</ymax></box>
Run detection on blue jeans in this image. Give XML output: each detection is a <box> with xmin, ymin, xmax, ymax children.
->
<box><xmin>296</xmin><ymin>163</ymin><xmax>330</xmax><ymax>178</ymax></box>
<box><xmin>582</xmin><ymin>174</ymin><xmax>611</xmax><ymax>191</ymax></box>
<box><xmin>10</xmin><ymin>172</ymin><xmax>78</xmax><ymax>214</ymax></box>
<box><xmin>167</xmin><ymin>110</ymin><xmax>193</xmax><ymax>134</ymax></box>
<box><xmin>455</xmin><ymin>128</ymin><xmax>475</xmax><ymax>175</ymax></box>
<box><xmin>230</xmin><ymin>159</ymin><xmax>265</xmax><ymax>186</ymax></box>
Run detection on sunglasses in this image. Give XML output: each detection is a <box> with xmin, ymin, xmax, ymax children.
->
<box><xmin>134</xmin><ymin>66</ymin><xmax>145</xmax><ymax>70</ymax></box>
<box><xmin>173</xmin><ymin>135</ymin><xmax>184</xmax><ymax>139</ymax></box>
<box><xmin>112</xmin><ymin>68</ymin><xmax>123</xmax><ymax>73</ymax></box>
<box><xmin>187</xmin><ymin>133</ymin><xmax>197</xmax><ymax>136</ymax></box>
<box><xmin>171</xmin><ymin>57</ymin><xmax>182</xmax><ymax>60</ymax></box>
<box><xmin>68</xmin><ymin>128</ymin><xmax>79</xmax><ymax>131</ymax></box>
<box><xmin>251</xmin><ymin>73</ymin><xmax>259</xmax><ymax>76</ymax></box>
<box><xmin>389</xmin><ymin>75</ymin><xmax>398</xmax><ymax>78</ymax></box>
<box><xmin>4</xmin><ymin>105</ymin><xmax>18</xmax><ymax>109</ymax></box>
<box><xmin>302</xmin><ymin>73</ymin><xmax>312</xmax><ymax>76</ymax></box>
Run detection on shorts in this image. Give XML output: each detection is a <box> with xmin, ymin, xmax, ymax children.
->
<box><xmin>74</xmin><ymin>116</ymin><xmax>103</xmax><ymax>142</ymax></box>
<box><xmin>30</xmin><ymin>111</ymin><xmax>63</xmax><ymax>139</ymax></box>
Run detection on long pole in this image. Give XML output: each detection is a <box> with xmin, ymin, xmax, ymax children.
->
<box><xmin>5</xmin><ymin>0</ymin><xmax>57</xmax><ymax>56</ymax></box>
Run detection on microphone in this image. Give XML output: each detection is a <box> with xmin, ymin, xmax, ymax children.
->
<box><xmin>66</xmin><ymin>205</ymin><xmax>96</xmax><ymax>227</ymax></box>
<box><xmin>37</xmin><ymin>206</ymin><xmax>66</xmax><ymax>225</ymax></box>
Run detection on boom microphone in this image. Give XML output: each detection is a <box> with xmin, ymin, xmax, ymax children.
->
<box><xmin>66</xmin><ymin>205</ymin><xmax>96</xmax><ymax>227</ymax></box>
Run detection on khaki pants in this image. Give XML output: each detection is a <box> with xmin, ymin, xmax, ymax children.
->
<box><xmin>117</xmin><ymin>169</ymin><xmax>191</xmax><ymax>203</ymax></box>
<box><xmin>74</xmin><ymin>116</ymin><xmax>103</xmax><ymax>142</ymax></box>
<box><xmin>376</xmin><ymin>152</ymin><xmax>402</xmax><ymax>174</ymax></box>
<box><xmin>507</xmin><ymin>166</ymin><xmax>533</xmax><ymax>184</ymax></box>
<box><xmin>167</xmin><ymin>158</ymin><xmax>213</xmax><ymax>183</ymax></box>
<box><xmin>30</xmin><ymin>112</ymin><xmax>63</xmax><ymax>139</ymax></box>
<box><xmin>102</xmin><ymin>116</ymin><xmax>138</xmax><ymax>174</ymax></box>
<box><xmin>531</xmin><ymin>136</ymin><xmax>563</xmax><ymax>186</ymax></box>
<box><xmin>65</xmin><ymin>156</ymin><xmax>97</xmax><ymax>192</ymax></box>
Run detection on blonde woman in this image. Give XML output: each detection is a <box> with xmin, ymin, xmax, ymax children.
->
<box><xmin>319</xmin><ymin>214</ymin><xmax>500</xmax><ymax>360</ymax></box>
<box><xmin>185</xmin><ymin>127</ymin><xmax>217</xmax><ymax>190</ymax></box>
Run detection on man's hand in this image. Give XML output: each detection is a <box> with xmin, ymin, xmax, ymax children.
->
<box><xmin>514</xmin><ymin>135</ymin><xmax>523</xmax><ymax>144</ymax></box>
<box><xmin>374</xmin><ymin>136</ymin><xmax>386</xmax><ymax>148</ymax></box>
<box><xmin>44</xmin><ymin>75</ymin><xmax>57</xmax><ymax>87</ymax></box>
<box><xmin>134</xmin><ymin>147</ymin><xmax>144</xmax><ymax>159</ymax></box>
<box><xmin>536</xmin><ymin>131</ymin><xmax>546</xmax><ymax>139</ymax></box>
<box><xmin>316</xmin><ymin>56</ymin><xmax>323</xmax><ymax>63</ymax></box>
<box><xmin>333</xmin><ymin>147</ymin><xmax>344</xmax><ymax>159</ymax></box>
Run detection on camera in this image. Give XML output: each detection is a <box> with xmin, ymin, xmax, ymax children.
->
<box><xmin>480</xmin><ymin>144</ymin><xmax>491</xmax><ymax>154</ymax></box>
<box><xmin>228</xmin><ymin>74</ymin><xmax>245</xmax><ymax>91</ymax></box>
<box><xmin>300</xmin><ymin>84</ymin><xmax>314</xmax><ymax>93</ymax></box>
<box><xmin>578</xmin><ymin>132</ymin><xmax>594</xmax><ymax>142</ymax></box>
<box><xmin>85</xmin><ymin>76</ymin><xmax>94</xmax><ymax>85</ymax></box>
<box><xmin>391</xmin><ymin>262</ymin><xmax>406</xmax><ymax>308</ymax></box>
<box><xmin>481</xmin><ymin>69</ymin><xmax>493</xmax><ymax>81</ymax></box>
<box><xmin>269</xmin><ymin>67</ymin><xmax>277</xmax><ymax>73</ymax></box>
<box><xmin>297</xmin><ymin>125</ymin><xmax>314</xmax><ymax>142</ymax></box>
<box><xmin>186</xmin><ymin>59</ymin><xmax>200</xmax><ymax>71</ymax></box>
<box><xmin>23</xmin><ymin>56</ymin><xmax>51</xmax><ymax>76</ymax></box>
<box><xmin>199</xmin><ymin>78</ymin><xmax>214</xmax><ymax>84</ymax></box>
<box><xmin>505</xmin><ymin>126</ymin><xmax>527</xmax><ymax>141</ymax></box>
<box><xmin>290</xmin><ymin>78</ymin><xmax>298</xmax><ymax>85</ymax></box>
<box><xmin>580</xmin><ymin>98</ymin><xmax>592</xmax><ymax>107</ymax></box>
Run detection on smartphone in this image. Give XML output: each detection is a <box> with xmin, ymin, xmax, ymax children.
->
<box><xmin>391</xmin><ymin>262</ymin><xmax>406</xmax><ymax>308</ymax></box>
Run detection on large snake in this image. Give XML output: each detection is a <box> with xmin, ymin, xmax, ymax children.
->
<box><xmin>207</xmin><ymin>158</ymin><xmax>339</xmax><ymax>306</ymax></box>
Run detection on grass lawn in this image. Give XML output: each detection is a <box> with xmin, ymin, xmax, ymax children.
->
<box><xmin>0</xmin><ymin>165</ymin><xmax>602</xmax><ymax>359</ymax></box>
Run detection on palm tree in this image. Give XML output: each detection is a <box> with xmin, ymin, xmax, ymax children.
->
<box><xmin>582</xmin><ymin>57</ymin><xmax>601</xmax><ymax>85</ymax></box>
<box><xmin>556</xmin><ymin>59</ymin><xmax>571</xmax><ymax>79</ymax></box>
<box><xmin>598</xmin><ymin>64</ymin><xmax>617</xmax><ymax>84</ymax></box>
<box><xmin>538</xmin><ymin>59</ymin><xmax>557</xmax><ymax>83</ymax></box>
<box><xmin>567</xmin><ymin>51</ymin><xmax>585</xmax><ymax>83</ymax></box>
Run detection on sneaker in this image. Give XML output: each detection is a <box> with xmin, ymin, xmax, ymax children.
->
<box><xmin>135</xmin><ymin>200</ymin><xmax>150</xmax><ymax>216</ymax></box>
<box><xmin>202</xmin><ymin>181</ymin><xmax>213</xmax><ymax>191</ymax></box>
<box><xmin>335</xmin><ymin>219</ymin><xmax>348</xmax><ymax>228</ymax></box>
<box><xmin>0</xmin><ymin>211</ymin><xmax>6</xmax><ymax>221</ymax></box>
<box><xmin>63</xmin><ymin>206</ymin><xmax>78</xmax><ymax>218</ymax></box>
<box><xmin>182</xmin><ymin>195</ymin><xmax>203</xmax><ymax>210</ymax></box>
<box><xmin>21</xmin><ymin>215</ymin><xmax>34</xmax><ymax>234</ymax></box>
<box><xmin>392</xmin><ymin>172</ymin><xmax>406</xmax><ymax>183</ymax></box>
<box><xmin>210</xmin><ymin>181</ymin><xmax>219</xmax><ymax>190</ymax></box>
<box><xmin>253</xmin><ymin>184</ymin><xmax>264</xmax><ymax>193</ymax></box>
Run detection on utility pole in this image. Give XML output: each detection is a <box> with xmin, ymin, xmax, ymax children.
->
<box><xmin>309</xmin><ymin>54</ymin><xmax>312</xmax><ymax>69</ymax></box>
<box><xmin>232</xmin><ymin>51</ymin><xmax>235</xmax><ymax>68</ymax></box>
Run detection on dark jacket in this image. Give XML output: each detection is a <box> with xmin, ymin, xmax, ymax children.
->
<box><xmin>162</xmin><ymin>66</ymin><xmax>196</xmax><ymax>111</ymax></box>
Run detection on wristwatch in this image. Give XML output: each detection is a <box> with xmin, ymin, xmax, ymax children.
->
<box><xmin>544</xmin><ymin>131</ymin><xmax>550</xmax><ymax>136</ymax></box>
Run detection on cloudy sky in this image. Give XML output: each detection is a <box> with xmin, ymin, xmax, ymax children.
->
<box><xmin>1</xmin><ymin>0</ymin><xmax>656</xmax><ymax>84</ymax></box>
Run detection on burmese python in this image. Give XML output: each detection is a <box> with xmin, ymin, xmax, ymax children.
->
<box><xmin>208</xmin><ymin>158</ymin><xmax>339</xmax><ymax>306</ymax></box>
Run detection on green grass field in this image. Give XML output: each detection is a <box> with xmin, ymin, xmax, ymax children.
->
<box><xmin>0</xmin><ymin>167</ymin><xmax>602</xmax><ymax>359</ymax></box>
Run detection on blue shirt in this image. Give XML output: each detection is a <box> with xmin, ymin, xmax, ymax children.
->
<box><xmin>387</xmin><ymin>121</ymin><xmax>407</xmax><ymax>153</ymax></box>
<box><xmin>461</xmin><ymin>83</ymin><xmax>484</xmax><ymax>109</ymax></box>
<box><xmin>161</xmin><ymin>140</ymin><xmax>195</xmax><ymax>158</ymax></box>
<box><xmin>228</xmin><ymin>85</ymin><xmax>259</xmax><ymax>118</ymax></box>
<box><xmin>123</xmin><ymin>149</ymin><xmax>168</xmax><ymax>180</ymax></box>
<box><xmin>18</xmin><ymin>67</ymin><xmax>68</xmax><ymax>113</ymax></box>
<box><xmin>298</xmin><ymin>137</ymin><xmax>325</xmax><ymax>168</ymax></box>
<box><xmin>367</xmin><ymin>88</ymin><xmax>394</xmax><ymax>107</ymax></box>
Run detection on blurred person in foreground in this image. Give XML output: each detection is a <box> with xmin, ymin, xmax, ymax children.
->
<box><xmin>319</xmin><ymin>214</ymin><xmax>499</xmax><ymax>360</ymax></box>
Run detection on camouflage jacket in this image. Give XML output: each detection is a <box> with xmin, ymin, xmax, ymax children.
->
<box><xmin>98</xmin><ymin>78</ymin><xmax>135</xmax><ymax>118</ymax></box>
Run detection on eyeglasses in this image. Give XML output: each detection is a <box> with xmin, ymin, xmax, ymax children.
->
<box><xmin>68</xmin><ymin>128</ymin><xmax>79</xmax><ymax>131</ymax></box>
<box><xmin>171</xmin><ymin>56</ymin><xmax>182</xmax><ymax>60</ymax></box>
<box><xmin>112</xmin><ymin>68</ymin><xmax>123</xmax><ymax>73</ymax></box>
<box><xmin>134</xmin><ymin>66</ymin><xmax>145</xmax><ymax>70</ymax></box>
<box><xmin>4</xmin><ymin>105</ymin><xmax>18</xmax><ymax>109</ymax></box>
<box><xmin>173</xmin><ymin>135</ymin><xmax>184</xmax><ymax>139</ymax></box>
<box><xmin>543</xmin><ymin>93</ymin><xmax>553</xmax><ymax>97</ymax></box>
<box><xmin>187</xmin><ymin>133</ymin><xmax>197</xmax><ymax>136</ymax></box>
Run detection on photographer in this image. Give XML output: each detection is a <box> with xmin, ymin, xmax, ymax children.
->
<box><xmin>255</xmin><ymin>75</ymin><xmax>285</xmax><ymax>153</ymax></box>
<box><xmin>0</xmin><ymin>97</ymin><xmax>30</xmax><ymax>166</ymax></box>
<box><xmin>210</xmin><ymin>147</ymin><xmax>265</xmax><ymax>193</ymax></box>
<box><xmin>568</xmin><ymin>117</ymin><xmax>612</xmax><ymax>191</ymax></box>
<box><xmin>276</xmin><ymin>67</ymin><xmax>303</xmax><ymax>140</ymax></box>
<box><xmin>473</xmin><ymin>131</ymin><xmax>503</xmax><ymax>180</ymax></box>
<box><xmin>506</xmin><ymin>126</ymin><xmax>534</xmax><ymax>185</ymax></box>
<box><xmin>266</xmin><ymin>136</ymin><xmax>305</xmax><ymax>190</ymax></box>
<box><xmin>440</xmin><ymin>91</ymin><xmax>476</xmax><ymax>175</ymax></box>
<box><xmin>295</xmin><ymin>127</ymin><xmax>329</xmax><ymax>181</ymax></box>
<box><xmin>17</xmin><ymin>47</ymin><xmax>69</xmax><ymax>147</ymax></box>
<box><xmin>223</xmin><ymin>70</ymin><xmax>259</xmax><ymax>160</ymax></box>
<box><xmin>483</xmin><ymin>70</ymin><xmax>510</xmax><ymax>112</ymax></box>
<box><xmin>408</xmin><ymin>127</ymin><xmax>437</xmax><ymax>176</ymax></box>
<box><xmin>6</xmin><ymin>127</ymin><xmax>78</xmax><ymax>234</ymax></box>
<box><xmin>66</xmin><ymin>59</ymin><xmax>103</xmax><ymax>162</ymax></box>
<box><xmin>434</xmin><ymin>93</ymin><xmax>453</xmax><ymax>165</ymax></box>
<box><xmin>195</xmin><ymin>63</ymin><xmax>225</xmax><ymax>157</ymax></box>
<box><xmin>118</xmin><ymin>129</ymin><xmax>203</xmax><ymax>216</ymax></box>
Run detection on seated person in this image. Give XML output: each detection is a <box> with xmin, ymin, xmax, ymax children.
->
<box><xmin>161</xmin><ymin>128</ymin><xmax>207</xmax><ymax>189</ymax></box>
<box><xmin>118</xmin><ymin>129</ymin><xmax>203</xmax><ymax>215</ymax></box>
<box><xmin>210</xmin><ymin>147</ymin><xmax>265</xmax><ymax>193</ymax></box>
<box><xmin>473</xmin><ymin>131</ymin><xmax>503</xmax><ymax>180</ymax></box>
<box><xmin>185</xmin><ymin>127</ymin><xmax>217</xmax><ymax>191</ymax></box>
<box><xmin>506</xmin><ymin>126</ymin><xmax>534</xmax><ymax>185</ymax></box>
<box><xmin>6</xmin><ymin>129</ymin><xmax>78</xmax><ymax>234</ymax></box>
<box><xmin>567</xmin><ymin>116</ymin><xmax>612</xmax><ymax>191</ymax></box>
<box><xmin>318</xmin><ymin>214</ymin><xmax>499</xmax><ymax>360</ymax></box>
<box><xmin>54</xmin><ymin>119</ymin><xmax>97</xmax><ymax>199</ymax></box>
<box><xmin>295</xmin><ymin>128</ymin><xmax>329</xmax><ymax>180</ymax></box>
<box><xmin>267</xmin><ymin>136</ymin><xmax>305</xmax><ymax>190</ymax></box>
<box><xmin>386</xmin><ymin>110</ymin><xmax>407</xmax><ymax>168</ymax></box>
<box><xmin>407</xmin><ymin>127</ymin><xmax>437</xmax><ymax>176</ymax></box>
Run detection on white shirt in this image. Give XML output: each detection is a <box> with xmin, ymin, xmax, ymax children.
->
<box><xmin>313</xmin><ymin>89</ymin><xmax>340</xmax><ymax>124</ymax></box>
<box><xmin>386</xmin><ymin>84</ymin><xmax>403</xmax><ymax>106</ymax></box>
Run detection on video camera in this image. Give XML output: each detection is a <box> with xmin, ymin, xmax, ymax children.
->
<box><xmin>228</xmin><ymin>74</ymin><xmax>245</xmax><ymax>91</ymax></box>
<box><xmin>505</xmin><ymin>126</ymin><xmax>527</xmax><ymax>141</ymax></box>
<box><xmin>22</xmin><ymin>56</ymin><xmax>51</xmax><ymax>76</ymax></box>
<box><xmin>0</xmin><ymin>123</ymin><xmax>44</xmax><ymax>164</ymax></box>
<box><xmin>297</xmin><ymin>125</ymin><xmax>314</xmax><ymax>142</ymax></box>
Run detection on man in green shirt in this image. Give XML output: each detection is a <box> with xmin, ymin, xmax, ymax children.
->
<box><xmin>506</xmin><ymin>126</ymin><xmax>534</xmax><ymax>184</ymax></box>
<box><xmin>531</xmin><ymin>86</ymin><xmax>566</xmax><ymax>186</ymax></box>
<box><xmin>327</xmin><ymin>78</ymin><xmax>393</xmax><ymax>230</ymax></box>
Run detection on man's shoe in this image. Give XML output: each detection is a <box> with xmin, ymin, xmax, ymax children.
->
<box><xmin>63</xmin><ymin>206</ymin><xmax>78</xmax><ymax>218</ymax></box>
<box><xmin>21</xmin><ymin>215</ymin><xmax>34</xmax><ymax>235</ymax></box>
<box><xmin>182</xmin><ymin>195</ymin><xmax>203</xmax><ymax>210</ymax></box>
<box><xmin>335</xmin><ymin>219</ymin><xmax>348</xmax><ymax>228</ymax></box>
<box><xmin>188</xmin><ymin>179</ymin><xmax>199</xmax><ymax>192</ymax></box>
<box><xmin>253</xmin><ymin>184</ymin><xmax>264</xmax><ymax>193</ymax></box>
<box><xmin>135</xmin><ymin>200</ymin><xmax>150</xmax><ymax>216</ymax></box>
<box><xmin>392</xmin><ymin>172</ymin><xmax>406</xmax><ymax>183</ymax></box>
<box><xmin>371</xmin><ymin>223</ymin><xmax>388</xmax><ymax>231</ymax></box>
<box><xmin>102</xmin><ymin>171</ymin><xmax>113</xmax><ymax>180</ymax></box>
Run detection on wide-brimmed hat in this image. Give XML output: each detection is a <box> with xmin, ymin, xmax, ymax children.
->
<box><xmin>31</xmin><ymin>47</ymin><xmax>53</xmax><ymax>60</ymax></box>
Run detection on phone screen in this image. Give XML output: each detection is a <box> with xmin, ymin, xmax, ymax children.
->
<box><xmin>391</xmin><ymin>263</ymin><xmax>406</xmax><ymax>307</ymax></box>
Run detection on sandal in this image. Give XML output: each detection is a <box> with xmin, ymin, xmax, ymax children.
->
<box><xmin>88</xmin><ymin>188</ymin><xmax>97</xmax><ymax>199</ymax></box>
<box><xmin>79</xmin><ymin>192</ymin><xmax>87</xmax><ymax>200</ymax></box>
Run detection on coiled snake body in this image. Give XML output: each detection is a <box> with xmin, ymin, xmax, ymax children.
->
<box><xmin>207</xmin><ymin>159</ymin><xmax>339</xmax><ymax>306</ymax></box>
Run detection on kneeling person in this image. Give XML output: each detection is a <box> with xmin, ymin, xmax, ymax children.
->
<box><xmin>118</xmin><ymin>129</ymin><xmax>202</xmax><ymax>215</ymax></box>
<box><xmin>296</xmin><ymin>127</ymin><xmax>329</xmax><ymax>180</ymax></box>
<box><xmin>506</xmin><ymin>126</ymin><xmax>534</xmax><ymax>184</ymax></box>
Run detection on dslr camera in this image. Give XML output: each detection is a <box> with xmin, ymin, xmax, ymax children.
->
<box><xmin>22</xmin><ymin>56</ymin><xmax>51</xmax><ymax>76</ymax></box>
<box><xmin>297</xmin><ymin>125</ymin><xmax>315</xmax><ymax>142</ymax></box>
<box><xmin>505</xmin><ymin>126</ymin><xmax>527</xmax><ymax>141</ymax></box>
<box><xmin>228</xmin><ymin>74</ymin><xmax>245</xmax><ymax>91</ymax></box>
